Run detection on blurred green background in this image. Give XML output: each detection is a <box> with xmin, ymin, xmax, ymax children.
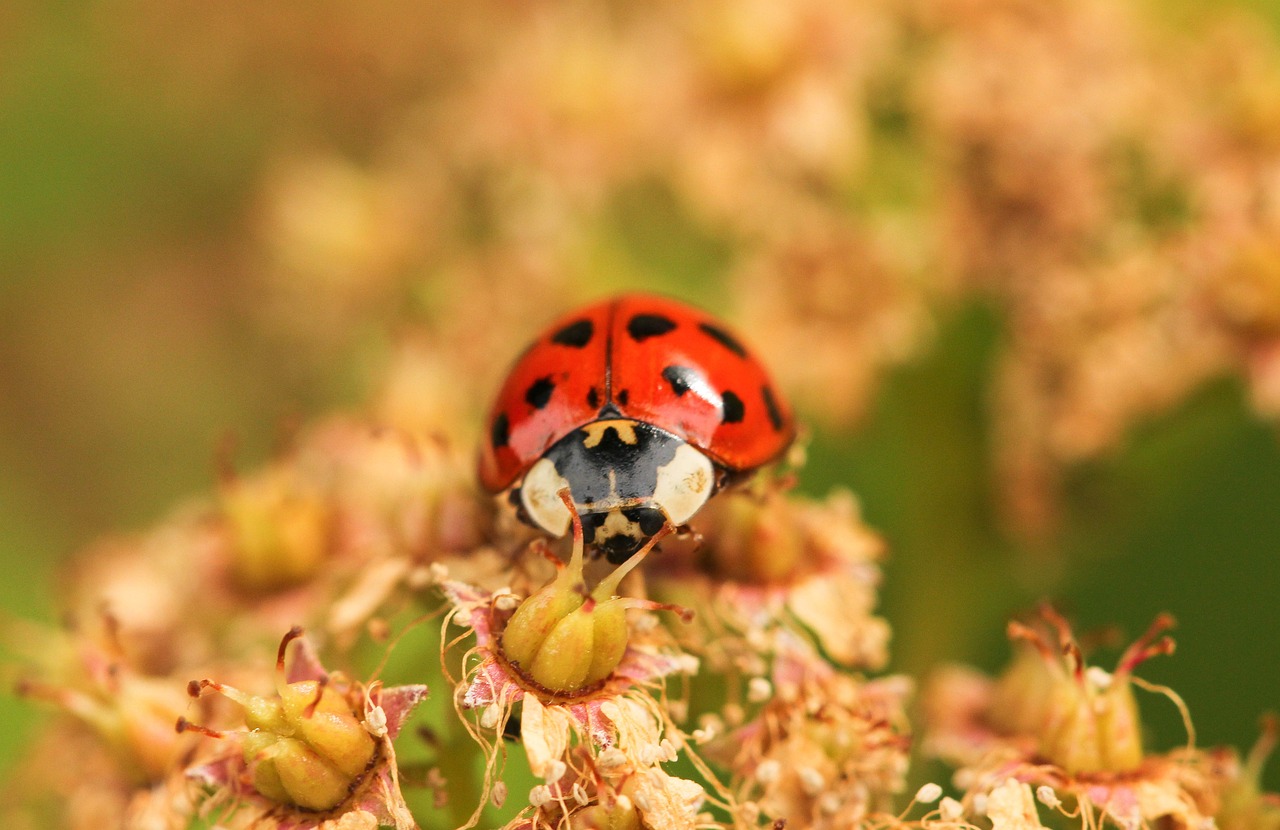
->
<box><xmin>2</xmin><ymin>0</ymin><xmax>1278</xmax><ymax>797</ymax></box>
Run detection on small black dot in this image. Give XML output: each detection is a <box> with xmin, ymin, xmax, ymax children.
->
<box><xmin>617</xmin><ymin>389</ymin><xmax>630</xmax><ymax>407</ymax></box>
<box><xmin>587</xmin><ymin>387</ymin><xmax>600</xmax><ymax>409</ymax></box>
<box><xmin>525</xmin><ymin>377</ymin><xmax>555</xmax><ymax>409</ymax></box>
<box><xmin>552</xmin><ymin>319</ymin><xmax>594</xmax><ymax>348</ymax></box>
<box><xmin>491</xmin><ymin>413</ymin><xmax>510</xmax><ymax>448</ymax></box>
<box><xmin>698</xmin><ymin>322</ymin><xmax>747</xmax><ymax>357</ymax></box>
<box><xmin>762</xmin><ymin>385</ymin><xmax>784</xmax><ymax>431</ymax></box>
<box><xmin>721</xmin><ymin>390</ymin><xmax>745</xmax><ymax>423</ymax></box>
<box><xmin>627</xmin><ymin>313</ymin><xmax>677</xmax><ymax>341</ymax></box>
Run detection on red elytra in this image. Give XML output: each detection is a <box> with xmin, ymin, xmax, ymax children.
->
<box><xmin>478</xmin><ymin>293</ymin><xmax>794</xmax><ymax>493</ymax></box>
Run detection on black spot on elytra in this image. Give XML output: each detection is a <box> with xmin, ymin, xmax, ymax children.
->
<box><xmin>721</xmin><ymin>390</ymin><xmax>744</xmax><ymax>423</ymax></box>
<box><xmin>762</xmin><ymin>385</ymin><xmax>784</xmax><ymax>431</ymax></box>
<box><xmin>698</xmin><ymin>322</ymin><xmax>747</xmax><ymax>357</ymax></box>
<box><xmin>525</xmin><ymin>376</ymin><xmax>555</xmax><ymax>410</ymax></box>
<box><xmin>587</xmin><ymin>387</ymin><xmax>600</xmax><ymax>409</ymax></box>
<box><xmin>662</xmin><ymin>365</ymin><xmax>700</xmax><ymax>396</ymax></box>
<box><xmin>551</xmin><ymin>319</ymin><xmax>594</xmax><ymax>348</ymax></box>
<box><xmin>617</xmin><ymin>389</ymin><xmax>630</xmax><ymax>407</ymax></box>
<box><xmin>627</xmin><ymin>313</ymin><xmax>677</xmax><ymax>341</ymax></box>
<box><xmin>491</xmin><ymin>412</ymin><xmax>510</xmax><ymax>447</ymax></box>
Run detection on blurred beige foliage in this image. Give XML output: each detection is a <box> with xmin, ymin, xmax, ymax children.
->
<box><xmin>117</xmin><ymin>0</ymin><xmax>1279</xmax><ymax>536</ymax></box>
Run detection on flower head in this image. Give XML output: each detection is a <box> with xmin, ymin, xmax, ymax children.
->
<box><xmin>440</xmin><ymin>497</ymin><xmax>701</xmax><ymax>822</ymax></box>
<box><xmin>180</xmin><ymin>627</ymin><xmax>427</xmax><ymax>827</ymax></box>
<box><xmin>923</xmin><ymin>605</ymin><xmax>1225</xmax><ymax>830</ymax></box>
<box><xmin>719</xmin><ymin>637</ymin><xmax>912</xmax><ymax>829</ymax></box>
<box><xmin>12</xmin><ymin>612</ymin><xmax>194</xmax><ymax>784</ymax></box>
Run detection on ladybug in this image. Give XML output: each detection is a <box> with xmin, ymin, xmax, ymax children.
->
<box><xmin>478</xmin><ymin>294</ymin><xmax>795</xmax><ymax>563</ymax></box>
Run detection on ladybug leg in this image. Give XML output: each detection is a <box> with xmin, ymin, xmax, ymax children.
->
<box><xmin>671</xmin><ymin>523</ymin><xmax>697</xmax><ymax>539</ymax></box>
<box><xmin>624</xmin><ymin>597</ymin><xmax>695</xmax><ymax>625</ymax></box>
<box><xmin>527</xmin><ymin>537</ymin><xmax>563</xmax><ymax>571</ymax></box>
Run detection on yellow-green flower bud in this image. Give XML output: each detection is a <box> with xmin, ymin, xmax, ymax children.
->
<box><xmin>570</xmin><ymin>797</ymin><xmax>643</xmax><ymax>830</ymax></box>
<box><xmin>220</xmin><ymin>464</ymin><xmax>333</xmax><ymax>593</ymax></box>
<box><xmin>697</xmin><ymin>490</ymin><xmax>802</xmax><ymax>584</ymax></box>
<box><xmin>501</xmin><ymin>572</ymin><xmax>586</xmax><ymax>670</ymax></box>
<box><xmin>1004</xmin><ymin>608</ymin><xmax>1174</xmax><ymax>775</ymax></box>
<box><xmin>525</xmin><ymin>602</ymin><xmax>598</xmax><ymax>692</ymax></box>
<box><xmin>521</xmin><ymin>596</ymin><xmax>632</xmax><ymax>693</ymax></box>
<box><xmin>582</xmin><ymin>599</ymin><xmax>629</xmax><ymax>687</ymax></box>
<box><xmin>500</xmin><ymin>512</ymin><xmax>659</xmax><ymax>694</ymax></box>
<box><xmin>221</xmin><ymin>679</ymin><xmax>376</xmax><ymax>811</ymax></box>
<box><xmin>244</xmin><ymin>732</ymin><xmax>358</xmax><ymax>812</ymax></box>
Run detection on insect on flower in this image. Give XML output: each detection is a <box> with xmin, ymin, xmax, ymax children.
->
<box><xmin>478</xmin><ymin>294</ymin><xmax>796</xmax><ymax>563</ymax></box>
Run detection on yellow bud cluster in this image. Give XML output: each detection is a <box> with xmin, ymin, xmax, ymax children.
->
<box><xmin>501</xmin><ymin>498</ymin><xmax>663</xmax><ymax>695</ymax></box>
<box><xmin>220</xmin><ymin>465</ymin><xmax>333</xmax><ymax>592</ymax></box>
<box><xmin>237</xmin><ymin>680</ymin><xmax>377</xmax><ymax>811</ymax></box>
<box><xmin>502</xmin><ymin>568</ymin><xmax>631</xmax><ymax>695</ymax></box>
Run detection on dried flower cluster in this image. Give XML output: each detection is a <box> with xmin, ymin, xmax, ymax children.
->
<box><xmin>3</xmin><ymin>384</ymin><xmax>909</xmax><ymax>829</ymax></box>
<box><xmin>5</xmin><ymin>359</ymin><xmax>1278</xmax><ymax>830</ymax></box>
<box><xmin>7</xmin><ymin>0</ymin><xmax>1280</xmax><ymax>827</ymax></box>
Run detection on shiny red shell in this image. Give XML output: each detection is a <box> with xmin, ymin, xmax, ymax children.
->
<box><xmin>478</xmin><ymin>294</ymin><xmax>795</xmax><ymax>493</ymax></box>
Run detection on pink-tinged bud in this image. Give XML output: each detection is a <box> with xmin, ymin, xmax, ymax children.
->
<box><xmin>14</xmin><ymin>618</ymin><xmax>192</xmax><ymax>783</ymax></box>
<box><xmin>988</xmin><ymin>639</ymin><xmax>1058</xmax><ymax>737</ymax></box>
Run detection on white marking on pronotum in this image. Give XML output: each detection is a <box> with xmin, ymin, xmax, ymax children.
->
<box><xmin>652</xmin><ymin>443</ymin><xmax>714</xmax><ymax>525</ymax></box>
<box><xmin>521</xmin><ymin>457</ymin><xmax>572</xmax><ymax>536</ymax></box>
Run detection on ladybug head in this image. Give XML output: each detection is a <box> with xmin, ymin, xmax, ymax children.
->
<box><xmin>580</xmin><ymin>506</ymin><xmax>668</xmax><ymax>564</ymax></box>
<box><xmin>516</xmin><ymin>418</ymin><xmax>715</xmax><ymax>563</ymax></box>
